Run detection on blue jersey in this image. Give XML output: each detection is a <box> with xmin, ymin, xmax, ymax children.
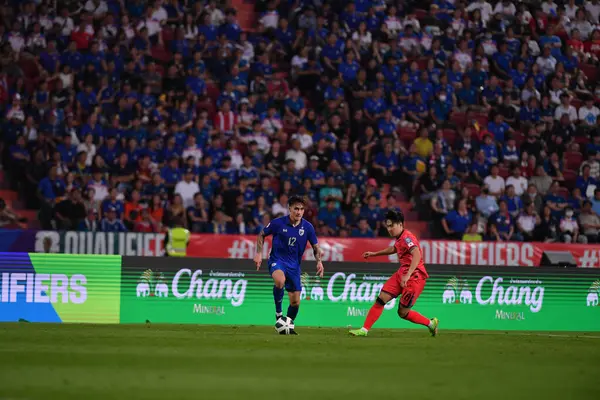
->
<box><xmin>263</xmin><ymin>216</ymin><xmax>318</xmax><ymax>270</ymax></box>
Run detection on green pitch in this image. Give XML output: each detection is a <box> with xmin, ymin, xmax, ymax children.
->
<box><xmin>0</xmin><ymin>324</ymin><xmax>598</xmax><ymax>400</ymax></box>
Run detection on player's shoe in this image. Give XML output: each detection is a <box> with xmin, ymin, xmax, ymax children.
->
<box><xmin>289</xmin><ymin>329</ymin><xmax>298</xmax><ymax>335</ymax></box>
<box><xmin>349</xmin><ymin>328</ymin><xmax>368</xmax><ymax>337</ymax></box>
<box><xmin>276</xmin><ymin>312</ymin><xmax>283</xmax><ymax>321</ymax></box>
<box><xmin>429</xmin><ymin>317</ymin><xmax>439</xmax><ymax>337</ymax></box>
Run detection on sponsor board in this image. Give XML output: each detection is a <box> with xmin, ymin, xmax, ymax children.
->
<box><xmin>0</xmin><ymin>253</ymin><xmax>121</xmax><ymax>323</ymax></box>
<box><xmin>35</xmin><ymin>231</ymin><xmax>165</xmax><ymax>256</ymax></box>
<box><xmin>1</xmin><ymin>254</ymin><xmax>597</xmax><ymax>330</ymax></box>
<box><xmin>3</xmin><ymin>230</ymin><xmax>600</xmax><ymax>268</ymax></box>
<box><xmin>119</xmin><ymin>259</ymin><xmax>600</xmax><ymax>331</ymax></box>
<box><xmin>187</xmin><ymin>234</ymin><xmax>600</xmax><ymax>268</ymax></box>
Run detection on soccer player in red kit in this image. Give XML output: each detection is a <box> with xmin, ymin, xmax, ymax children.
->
<box><xmin>349</xmin><ymin>210</ymin><xmax>439</xmax><ymax>337</ymax></box>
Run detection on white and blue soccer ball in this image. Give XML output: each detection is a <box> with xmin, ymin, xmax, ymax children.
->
<box><xmin>275</xmin><ymin>316</ymin><xmax>295</xmax><ymax>334</ymax></box>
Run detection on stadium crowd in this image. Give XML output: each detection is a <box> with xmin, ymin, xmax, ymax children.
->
<box><xmin>2</xmin><ymin>0</ymin><xmax>600</xmax><ymax>243</ymax></box>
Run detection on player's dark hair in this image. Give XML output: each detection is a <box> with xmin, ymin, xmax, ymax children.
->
<box><xmin>288</xmin><ymin>195</ymin><xmax>307</xmax><ymax>207</ymax></box>
<box><xmin>385</xmin><ymin>209</ymin><xmax>404</xmax><ymax>224</ymax></box>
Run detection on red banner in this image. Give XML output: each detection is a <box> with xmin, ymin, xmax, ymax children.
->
<box><xmin>188</xmin><ymin>234</ymin><xmax>600</xmax><ymax>268</ymax></box>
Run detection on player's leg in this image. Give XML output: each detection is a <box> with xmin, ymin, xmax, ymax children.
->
<box><xmin>349</xmin><ymin>272</ymin><xmax>401</xmax><ymax>336</ymax></box>
<box><xmin>285</xmin><ymin>271</ymin><xmax>301</xmax><ymax>319</ymax></box>
<box><xmin>397</xmin><ymin>275</ymin><xmax>439</xmax><ymax>337</ymax></box>
<box><xmin>269</xmin><ymin>265</ymin><xmax>286</xmax><ymax>320</ymax></box>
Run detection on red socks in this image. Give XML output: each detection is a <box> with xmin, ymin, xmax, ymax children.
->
<box><xmin>363</xmin><ymin>303</ymin><xmax>384</xmax><ymax>330</ymax></box>
<box><xmin>404</xmin><ymin>310</ymin><xmax>431</xmax><ymax>327</ymax></box>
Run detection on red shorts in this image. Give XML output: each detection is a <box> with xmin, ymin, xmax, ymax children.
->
<box><xmin>381</xmin><ymin>270</ymin><xmax>427</xmax><ymax>308</ymax></box>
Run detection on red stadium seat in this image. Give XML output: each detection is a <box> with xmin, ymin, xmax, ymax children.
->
<box><xmin>414</xmin><ymin>9</ymin><xmax>428</xmax><ymax>20</ymax></box>
<box><xmin>512</xmin><ymin>131</ymin><xmax>525</xmax><ymax>146</ymax></box>
<box><xmin>161</xmin><ymin>27</ymin><xmax>175</xmax><ymax>44</ymax></box>
<box><xmin>18</xmin><ymin>58</ymin><xmax>39</xmax><ymax>79</ymax></box>
<box><xmin>564</xmin><ymin>151</ymin><xmax>583</xmax><ymax>170</ymax></box>
<box><xmin>150</xmin><ymin>46</ymin><xmax>172</xmax><ymax>63</ymax></box>
<box><xmin>556</xmin><ymin>186</ymin><xmax>570</xmax><ymax>199</ymax></box>
<box><xmin>498</xmin><ymin>166</ymin><xmax>510</xmax><ymax>178</ymax></box>
<box><xmin>464</xmin><ymin>183</ymin><xmax>481</xmax><ymax>198</ymax></box>
<box><xmin>450</xmin><ymin>111</ymin><xmax>467</xmax><ymax>128</ymax></box>
<box><xmin>581</xmin><ymin>64</ymin><xmax>598</xmax><ymax>82</ymax></box>
<box><xmin>562</xmin><ymin>169</ymin><xmax>577</xmax><ymax>189</ymax></box>
<box><xmin>206</xmin><ymin>82</ymin><xmax>220</xmax><ymax>103</ymax></box>
<box><xmin>398</xmin><ymin>127</ymin><xmax>417</xmax><ymax>145</ymax></box>
<box><xmin>468</xmin><ymin>112</ymin><xmax>489</xmax><ymax>128</ymax></box>
<box><xmin>571</xmin><ymin>97</ymin><xmax>582</xmax><ymax>109</ymax></box>
<box><xmin>283</xmin><ymin>123</ymin><xmax>297</xmax><ymax>134</ymax></box>
<box><xmin>443</xmin><ymin>129</ymin><xmax>457</xmax><ymax>146</ymax></box>
<box><xmin>574</xmin><ymin>135</ymin><xmax>590</xmax><ymax>146</ymax></box>
<box><xmin>270</xmin><ymin>177</ymin><xmax>280</xmax><ymax>193</ymax></box>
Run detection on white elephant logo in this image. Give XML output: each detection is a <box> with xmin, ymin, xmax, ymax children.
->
<box><xmin>136</xmin><ymin>282</ymin><xmax>150</xmax><ymax>297</ymax></box>
<box><xmin>443</xmin><ymin>289</ymin><xmax>455</xmax><ymax>303</ymax></box>
<box><xmin>587</xmin><ymin>292</ymin><xmax>598</xmax><ymax>307</ymax></box>
<box><xmin>460</xmin><ymin>289</ymin><xmax>473</xmax><ymax>304</ymax></box>
<box><xmin>310</xmin><ymin>286</ymin><xmax>324</xmax><ymax>300</ymax></box>
<box><xmin>155</xmin><ymin>283</ymin><xmax>169</xmax><ymax>297</ymax></box>
<box><xmin>300</xmin><ymin>287</ymin><xmax>307</xmax><ymax>300</ymax></box>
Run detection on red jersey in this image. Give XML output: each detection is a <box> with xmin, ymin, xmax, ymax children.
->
<box><xmin>584</xmin><ymin>40</ymin><xmax>600</xmax><ymax>58</ymax></box>
<box><xmin>394</xmin><ymin>229</ymin><xmax>429</xmax><ymax>278</ymax></box>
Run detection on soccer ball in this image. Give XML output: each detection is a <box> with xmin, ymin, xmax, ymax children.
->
<box><xmin>275</xmin><ymin>317</ymin><xmax>295</xmax><ymax>334</ymax></box>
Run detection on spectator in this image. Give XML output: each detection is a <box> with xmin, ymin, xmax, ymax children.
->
<box><xmin>522</xmin><ymin>184</ymin><xmax>544</xmax><ymax>214</ymax></box>
<box><xmin>580</xmin><ymin>200</ymin><xmax>600</xmax><ymax>243</ymax></box>
<box><xmin>483</xmin><ymin>164</ymin><xmax>505</xmax><ymax>197</ymax></box>
<box><xmin>272</xmin><ymin>193</ymin><xmax>289</xmax><ymax>217</ymax></box>
<box><xmin>476</xmin><ymin>186</ymin><xmax>500</xmax><ymax>218</ymax></box>
<box><xmin>506</xmin><ymin>167</ymin><xmax>528</xmax><ymax>196</ymax></box>
<box><xmin>462</xmin><ymin>222</ymin><xmax>483</xmax><ymax>242</ymax></box>
<box><xmin>516</xmin><ymin>202</ymin><xmax>540</xmax><ymax>242</ymax></box>
<box><xmin>577</xmin><ymin>165</ymin><xmax>598</xmax><ymax>199</ymax></box>
<box><xmin>442</xmin><ymin>198</ymin><xmax>472</xmax><ymax>240</ymax></box>
<box><xmin>592</xmin><ymin>188</ymin><xmax>600</xmax><ymax>215</ymax></box>
<box><xmin>134</xmin><ymin>207</ymin><xmax>158</xmax><ymax>233</ymax></box>
<box><xmin>430</xmin><ymin>179</ymin><xmax>456</xmax><ymax>237</ymax></box>
<box><xmin>351</xmin><ymin>218</ymin><xmax>375</xmax><ymax>238</ymax></box>
<box><xmin>559</xmin><ymin>207</ymin><xmax>587</xmax><ymax>243</ymax></box>
<box><xmin>100</xmin><ymin>206</ymin><xmax>127</xmax><ymax>232</ymax></box>
<box><xmin>174</xmin><ymin>168</ymin><xmax>200</xmax><ymax>209</ymax></box>
<box><xmin>500</xmin><ymin>185</ymin><xmax>523</xmax><ymax>218</ymax></box>
<box><xmin>2</xmin><ymin>0</ymin><xmax>600</xmax><ymax>243</ymax></box>
<box><xmin>413</xmin><ymin>128</ymin><xmax>434</xmax><ymax>159</ymax></box>
<box><xmin>187</xmin><ymin>193</ymin><xmax>209</xmax><ymax>233</ymax></box>
<box><xmin>489</xmin><ymin>200</ymin><xmax>520</xmax><ymax>241</ymax></box>
<box><xmin>0</xmin><ymin>198</ymin><xmax>26</xmax><ymax>228</ymax></box>
<box><xmin>78</xmin><ymin>209</ymin><xmax>99</xmax><ymax>232</ymax></box>
<box><xmin>54</xmin><ymin>188</ymin><xmax>87</xmax><ymax>230</ymax></box>
<box><xmin>529</xmin><ymin>165</ymin><xmax>553</xmax><ymax>196</ymax></box>
<box><xmin>545</xmin><ymin>181</ymin><xmax>568</xmax><ymax>219</ymax></box>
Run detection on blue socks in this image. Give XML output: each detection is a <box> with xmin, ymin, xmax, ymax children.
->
<box><xmin>287</xmin><ymin>305</ymin><xmax>299</xmax><ymax>321</ymax></box>
<box><xmin>273</xmin><ymin>286</ymin><xmax>299</xmax><ymax>321</ymax></box>
<box><xmin>273</xmin><ymin>286</ymin><xmax>284</xmax><ymax>314</ymax></box>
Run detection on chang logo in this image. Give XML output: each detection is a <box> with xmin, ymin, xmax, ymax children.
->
<box><xmin>300</xmin><ymin>272</ymin><xmax>324</xmax><ymax>301</ymax></box>
<box><xmin>135</xmin><ymin>269</ymin><xmax>247</xmax><ymax>306</ymax></box>
<box><xmin>442</xmin><ymin>277</ymin><xmax>472</xmax><ymax>304</ymax></box>
<box><xmin>136</xmin><ymin>269</ymin><xmax>169</xmax><ymax>298</ymax></box>
<box><xmin>587</xmin><ymin>280</ymin><xmax>600</xmax><ymax>307</ymax></box>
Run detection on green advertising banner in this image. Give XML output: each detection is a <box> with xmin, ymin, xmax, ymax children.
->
<box><xmin>120</xmin><ymin>258</ymin><xmax>600</xmax><ymax>331</ymax></box>
<box><xmin>1</xmin><ymin>253</ymin><xmax>122</xmax><ymax>323</ymax></box>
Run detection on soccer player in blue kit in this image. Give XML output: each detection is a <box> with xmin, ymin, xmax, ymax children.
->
<box><xmin>254</xmin><ymin>195</ymin><xmax>324</xmax><ymax>334</ymax></box>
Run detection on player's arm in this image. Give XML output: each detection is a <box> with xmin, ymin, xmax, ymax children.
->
<box><xmin>405</xmin><ymin>246</ymin><xmax>421</xmax><ymax>278</ymax></box>
<box><xmin>254</xmin><ymin>222</ymin><xmax>273</xmax><ymax>269</ymax></box>
<box><xmin>363</xmin><ymin>246</ymin><xmax>396</xmax><ymax>258</ymax></box>
<box><xmin>309</xmin><ymin>227</ymin><xmax>324</xmax><ymax>277</ymax></box>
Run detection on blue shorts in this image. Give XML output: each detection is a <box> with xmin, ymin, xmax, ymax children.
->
<box><xmin>268</xmin><ymin>262</ymin><xmax>302</xmax><ymax>292</ymax></box>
